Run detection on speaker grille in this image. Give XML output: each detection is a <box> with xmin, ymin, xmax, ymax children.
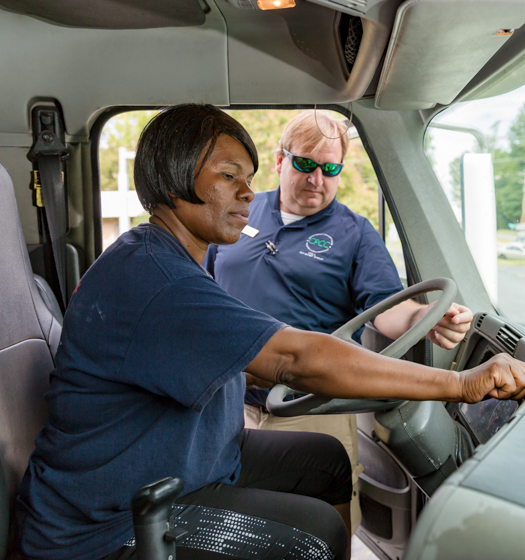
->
<box><xmin>339</xmin><ymin>15</ymin><xmax>363</xmax><ymax>73</ymax></box>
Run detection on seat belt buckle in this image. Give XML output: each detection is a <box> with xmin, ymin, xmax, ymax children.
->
<box><xmin>31</xmin><ymin>170</ymin><xmax>44</xmax><ymax>208</ymax></box>
<box><xmin>30</xmin><ymin>169</ymin><xmax>65</xmax><ymax>208</ymax></box>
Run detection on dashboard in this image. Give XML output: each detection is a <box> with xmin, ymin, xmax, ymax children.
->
<box><xmin>447</xmin><ymin>312</ymin><xmax>525</xmax><ymax>445</ymax></box>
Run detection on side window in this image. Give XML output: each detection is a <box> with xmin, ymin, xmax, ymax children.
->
<box><xmin>99</xmin><ymin>111</ymin><xmax>156</xmax><ymax>249</ymax></box>
<box><xmin>424</xmin><ymin>86</ymin><xmax>525</xmax><ymax>326</ymax></box>
<box><xmin>99</xmin><ymin>108</ymin><xmax>406</xmax><ymax>286</ymax></box>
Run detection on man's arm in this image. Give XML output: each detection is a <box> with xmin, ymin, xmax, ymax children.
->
<box><xmin>348</xmin><ymin>221</ymin><xmax>472</xmax><ymax>349</ymax></box>
<box><xmin>245</xmin><ymin>326</ymin><xmax>525</xmax><ymax>404</ymax></box>
<box><xmin>373</xmin><ymin>300</ymin><xmax>473</xmax><ymax>349</ymax></box>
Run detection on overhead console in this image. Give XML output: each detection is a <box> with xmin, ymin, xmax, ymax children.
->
<box><xmin>220</xmin><ymin>0</ymin><xmax>401</xmax><ymax>104</ymax></box>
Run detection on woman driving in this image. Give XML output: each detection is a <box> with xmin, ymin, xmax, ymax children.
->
<box><xmin>16</xmin><ymin>104</ymin><xmax>525</xmax><ymax>560</ymax></box>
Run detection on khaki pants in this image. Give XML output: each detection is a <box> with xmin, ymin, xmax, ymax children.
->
<box><xmin>244</xmin><ymin>404</ymin><xmax>363</xmax><ymax>535</ymax></box>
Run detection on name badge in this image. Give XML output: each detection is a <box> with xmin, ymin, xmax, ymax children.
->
<box><xmin>242</xmin><ymin>225</ymin><xmax>259</xmax><ymax>238</ymax></box>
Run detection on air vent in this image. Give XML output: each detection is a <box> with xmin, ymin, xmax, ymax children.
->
<box><xmin>496</xmin><ymin>325</ymin><xmax>522</xmax><ymax>355</ymax></box>
<box><xmin>476</xmin><ymin>313</ymin><xmax>486</xmax><ymax>330</ymax></box>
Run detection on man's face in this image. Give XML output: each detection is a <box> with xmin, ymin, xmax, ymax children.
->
<box><xmin>276</xmin><ymin>140</ymin><xmax>343</xmax><ymax>216</ymax></box>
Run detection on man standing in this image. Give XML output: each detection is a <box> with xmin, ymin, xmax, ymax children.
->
<box><xmin>204</xmin><ymin>110</ymin><xmax>472</xmax><ymax>534</ymax></box>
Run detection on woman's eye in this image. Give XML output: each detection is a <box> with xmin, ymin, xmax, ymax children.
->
<box><xmin>222</xmin><ymin>173</ymin><xmax>235</xmax><ymax>180</ymax></box>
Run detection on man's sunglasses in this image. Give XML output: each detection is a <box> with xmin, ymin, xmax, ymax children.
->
<box><xmin>283</xmin><ymin>149</ymin><xmax>344</xmax><ymax>178</ymax></box>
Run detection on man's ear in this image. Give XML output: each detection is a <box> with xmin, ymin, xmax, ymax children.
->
<box><xmin>275</xmin><ymin>152</ymin><xmax>284</xmax><ymax>175</ymax></box>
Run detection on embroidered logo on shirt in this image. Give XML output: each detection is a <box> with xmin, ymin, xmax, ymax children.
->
<box><xmin>299</xmin><ymin>233</ymin><xmax>333</xmax><ymax>261</ymax></box>
<box><xmin>305</xmin><ymin>233</ymin><xmax>333</xmax><ymax>253</ymax></box>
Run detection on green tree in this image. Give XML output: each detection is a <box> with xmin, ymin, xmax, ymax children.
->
<box><xmin>227</xmin><ymin>109</ymin><xmax>302</xmax><ymax>194</ymax></box>
<box><xmin>493</xmin><ymin>108</ymin><xmax>525</xmax><ymax>228</ymax></box>
<box><xmin>449</xmin><ymin>155</ymin><xmax>462</xmax><ymax>204</ymax></box>
<box><xmin>447</xmin><ymin>115</ymin><xmax>525</xmax><ymax>229</ymax></box>
<box><xmin>99</xmin><ymin>110</ymin><xmax>158</xmax><ymax>192</ymax></box>
<box><xmin>99</xmin><ymin>111</ymin><xmax>158</xmax><ymax>227</ymax></box>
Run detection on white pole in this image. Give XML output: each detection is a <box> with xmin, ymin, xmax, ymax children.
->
<box><xmin>462</xmin><ymin>153</ymin><xmax>498</xmax><ymax>304</ymax></box>
<box><xmin>117</xmin><ymin>147</ymin><xmax>136</xmax><ymax>235</ymax></box>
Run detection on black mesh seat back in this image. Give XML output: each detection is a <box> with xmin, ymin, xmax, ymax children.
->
<box><xmin>0</xmin><ymin>163</ymin><xmax>60</xmax><ymax>558</ymax></box>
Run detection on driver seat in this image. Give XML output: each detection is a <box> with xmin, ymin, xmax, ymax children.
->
<box><xmin>0</xmin><ymin>162</ymin><xmax>62</xmax><ymax>558</ymax></box>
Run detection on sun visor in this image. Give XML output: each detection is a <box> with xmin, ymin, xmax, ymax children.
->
<box><xmin>375</xmin><ymin>0</ymin><xmax>525</xmax><ymax>110</ymax></box>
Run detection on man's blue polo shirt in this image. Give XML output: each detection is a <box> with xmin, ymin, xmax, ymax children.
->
<box><xmin>17</xmin><ymin>223</ymin><xmax>284</xmax><ymax>560</ymax></box>
<box><xmin>204</xmin><ymin>188</ymin><xmax>403</xmax><ymax>406</ymax></box>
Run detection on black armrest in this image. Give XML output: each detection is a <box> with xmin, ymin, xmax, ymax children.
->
<box><xmin>132</xmin><ymin>477</ymin><xmax>185</xmax><ymax>560</ymax></box>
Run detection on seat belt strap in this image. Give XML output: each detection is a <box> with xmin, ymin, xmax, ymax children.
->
<box><xmin>38</xmin><ymin>156</ymin><xmax>68</xmax><ymax>309</ymax></box>
<box><xmin>28</xmin><ymin>106</ymin><xmax>70</xmax><ymax>312</ymax></box>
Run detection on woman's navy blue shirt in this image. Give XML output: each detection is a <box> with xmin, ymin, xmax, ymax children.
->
<box><xmin>17</xmin><ymin>223</ymin><xmax>284</xmax><ymax>560</ymax></box>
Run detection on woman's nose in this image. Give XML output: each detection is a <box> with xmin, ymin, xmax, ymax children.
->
<box><xmin>239</xmin><ymin>181</ymin><xmax>255</xmax><ymax>202</ymax></box>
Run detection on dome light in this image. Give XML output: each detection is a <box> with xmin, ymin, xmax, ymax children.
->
<box><xmin>257</xmin><ymin>0</ymin><xmax>295</xmax><ymax>9</ymax></box>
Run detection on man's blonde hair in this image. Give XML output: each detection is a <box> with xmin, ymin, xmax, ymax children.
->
<box><xmin>277</xmin><ymin>110</ymin><xmax>350</xmax><ymax>161</ymax></box>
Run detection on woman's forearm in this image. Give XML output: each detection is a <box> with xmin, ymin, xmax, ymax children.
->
<box><xmin>246</xmin><ymin>326</ymin><xmax>461</xmax><ymax>402</ymax></box>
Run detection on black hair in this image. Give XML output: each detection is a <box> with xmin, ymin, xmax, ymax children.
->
<box><xmin>134</xmin><ymin>103</ymin><xmax>258</xmax><ymax>212</ymax></box>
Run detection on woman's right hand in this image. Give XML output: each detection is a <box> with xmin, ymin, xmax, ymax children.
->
<box><xmin>459</xmin><ymin>354</ymin><xmax>525</xmax><ymax>403</ymax></box>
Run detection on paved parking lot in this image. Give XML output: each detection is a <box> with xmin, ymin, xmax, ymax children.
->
<box><xmin>499</xmin><ymin>266</ymin><xmax>525</xmax><ymax>325</ymax></box>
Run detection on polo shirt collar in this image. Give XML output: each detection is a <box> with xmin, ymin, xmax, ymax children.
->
<box><xmin>267</xmin><ymin>186</ymin><xmax>338</xmax><ymax>228</ymax></box>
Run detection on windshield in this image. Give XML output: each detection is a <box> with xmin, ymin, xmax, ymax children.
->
<box><xmin>425</xmin><ymin>86</ymin><xmax>525</xmax><ymax>326</ymax></box>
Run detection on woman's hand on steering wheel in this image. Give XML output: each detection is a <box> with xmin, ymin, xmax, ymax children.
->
<box><xmin>460</xmin><ymin>353</ymin><xmax>525</xmax><ymax>403</ymax></box>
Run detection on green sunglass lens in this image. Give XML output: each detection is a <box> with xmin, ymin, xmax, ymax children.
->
<box><xmin>291</xmin><ymin>153</ymin><xmax>342</xmax><ymax>176</ymax></box>
<box><xmin>322</xmin><ymin>163</ymin><xmax>342</xmax><ymax>177</ymax></box>
<box><xmin>294</xmin><ymin>157</ymin><xmax>317</xmax><ymax>173</ymax></box>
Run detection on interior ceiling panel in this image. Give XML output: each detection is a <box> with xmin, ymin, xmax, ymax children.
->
<box><xmin>0</xmin><ymin>5</ymin><xmax>228</xmax><ymax>137</ymax></box>
<box><xmin>375</xmin><ymin>0</ymin><xmax>525</xmax><ymax>110</ymax></box>
<box><xmin>0</xmin><ymin>0</ymin><xmax>207</xmax><ymax>29</ymax></box>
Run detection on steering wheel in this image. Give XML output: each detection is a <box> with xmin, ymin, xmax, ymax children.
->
<box><xmin>266</xmin><ymin>277</ymin><xmax>457</xmax><ymax>417</ymax></box>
